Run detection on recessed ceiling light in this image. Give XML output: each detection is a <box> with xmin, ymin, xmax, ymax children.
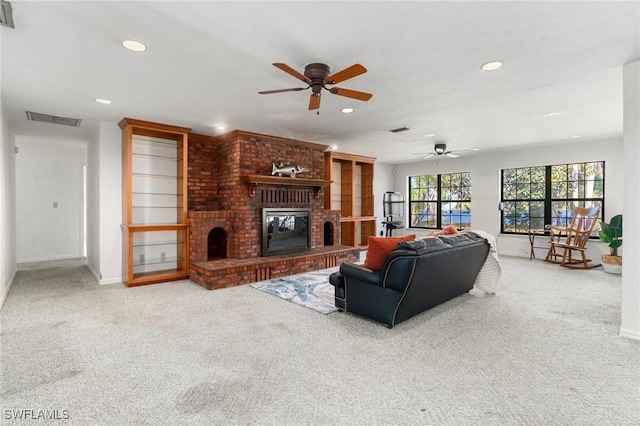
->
<box><xmin>569</xmin><ymin>135</ymin><xmax>581</xmax><ymax>139</ymax></box>
<box><xmin>543</xmin><ymin>112</ymin><xmax>560</xmax><ymax>117</ymax></box>
<box><xmin>481</xmin><ymin>61</ymin><xmax>503</xmax><ymax>71</ymax></box>
<box><xmin>471</xmin><ymin>148</ymin><xmax>480</xmax><ymax>151</ymax></box>
<box><xmin>331</xmin><ymin>145</ymin><xmax>338</xmax><ymax>150</ymax></box>
<box><xmin>340</xmin><ymin>107</ymin><xmax>354</xmax><ymax>114</ymax></box>
<box><xmin>122</xmin><ymin>40</ymin><xmax>147</xmax><ymax>52</ymax></box>
<box><xmin>423</xmin><ymin>133</ymin><xmax>435</xmax><ymax>138</ymax></box>
<box><xmin>95</xmin><ymin>98</ymin><xmax>112</xmax><ymax>105</ymax></box>
<box><xmin>215</xmin><ymin>125</ymin><xmax>226</xmax><ymax>130</ymax></box>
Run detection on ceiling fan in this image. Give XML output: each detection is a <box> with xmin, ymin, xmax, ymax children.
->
<box><xmin>415</xmin><ymin>143</ymin><xmax>465</xmax><ymax>159</ymax></box>
<box><xmin>258</xmin><ymin>62</ymin><xmax>373</xmax><ymax>110</ymax></box>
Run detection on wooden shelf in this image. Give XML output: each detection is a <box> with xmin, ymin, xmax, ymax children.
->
<box><xmin>120</xmin><ymin>118</ymin><xmax>190</xmax><ymax>287</ymax></box>
<box><xmin>325</xmin><ymin>152</ymin><xmax>377</xmax><ymax>246</ymax></box>
<box><xmin>244</xmin><ymin>174</ymin><xmax>332</xmax><ymax>198</ymax></box>
<box><xmin>340</xmin><ymin>216</ymin><xmax>377</xmax><ymax>223</ymax></box>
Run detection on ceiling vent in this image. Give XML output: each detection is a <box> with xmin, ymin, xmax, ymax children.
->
<box><xmin>26</xmin><ymin>111</ymin><xmax>82</xmax><ymax>127</ymax></box>
<box><xmin>0</xmin><ymin>1</ymin><xmax>14</xmax><ymax>28</ymax></box>
<box><xmin>389</xmin><ymin>126</ymin><xmax>411</xmax><ymax>133</ymax></box>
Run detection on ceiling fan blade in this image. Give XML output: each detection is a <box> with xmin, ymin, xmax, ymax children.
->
<box><xmin>423</xmin><ymin>154</ymin><xmax>435</xmax><ymax>159</ymax></box>
<box><xmin>328</xmin><ymin>87</ymin><xmax>373</xmax><ymax>101</ymax></box>
<box><xmin>258</xmin><ymin>87</ymin><xmax>306</xmax><ymax>95</ymax></box>
<box><xmin>326</xmin><ymin>64</ymin><xmax>367</xmax><ymax>84</ymax></box>
<box><xmin>308</xmin><ymin>93</ymin><xmax>321</xmax><ymax>110</ymax></box>
<box><xmin>273</xmin><ymin>63</ymin><xmax>311</xmax><ymax>83</ymax></box>
<box><xmin>445</xmin><ymin>153</ymin><xmax>459</xmax><ymax>158</ymax></box>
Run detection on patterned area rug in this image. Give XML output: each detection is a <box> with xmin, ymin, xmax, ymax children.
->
<box><xmin>249</xmin><ymin>267</ymin><xmax>339</xmax><ymax>314</ymax></box>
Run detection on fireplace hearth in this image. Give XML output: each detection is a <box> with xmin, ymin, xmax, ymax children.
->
<box><xmin>186</xmin><ymin>130</ymin><xmax>360</xmax><ymax>289</ymax></box>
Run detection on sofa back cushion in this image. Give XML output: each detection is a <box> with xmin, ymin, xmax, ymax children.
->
<box><xmin>395</xmin><ymin>236</ymin><xmax>450</xmax><ymax>255</ymax></box>
<box><xmin>364</xmin><ymin>234</ymin><xmax>416</xmax><ymax>270</ymax></box>
<box><xmin>437</xmin><ymin>232</ymin><xmax>483</xmax><ymax>247</ymax></box>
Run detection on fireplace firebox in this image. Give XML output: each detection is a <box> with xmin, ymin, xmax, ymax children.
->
<box><xmin>262</xmin><ymin>208</ymin><xmax>311</xmax><ymax>256</ymax></box>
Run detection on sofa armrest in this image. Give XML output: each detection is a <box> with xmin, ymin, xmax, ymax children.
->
<box><xmin>339</xmin><ymin>262</ymin><xmax>383</xmax><ymax>287</ymax></box>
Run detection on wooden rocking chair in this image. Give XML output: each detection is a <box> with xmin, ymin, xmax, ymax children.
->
<box><xmin>544</xmin><ymin>206</ymin><xmax>601</xmax><ymax>269</ymax></box>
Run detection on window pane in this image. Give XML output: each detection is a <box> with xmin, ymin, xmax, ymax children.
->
<box><xmin>410</xmin><ymin>201</ymin><xmax>437</xmax><ymax>228</ymax></box>
<box><xmin>551</xmin><ymin>165</ymin><xmax>567</xmax><ymax>181</ymax></box>
<box><xmin>551</xmin><ymin>181</ymin><xmax>566</xmax><ymax>198</ymax></box>
<box><xmin>516</xmin><ymin>182</ymin><xmax>531</xmax><ymax>199</ymax></box>
<box><xmin>503</xmin><ymin>183</ymin><xmax>516</xmax><ymax>199</ymax></box>
<box><xmin>530</xmin><ymin>183</ymin><xmax>545</xmax><ymax>199</ymax></box>
<box><xmin>531</xmin><ymin>166</ymin><xmax>545</xmax><ymax>183</ymax></box>
<box><xmin>516</xmin><ymin>168</ymin><xmax>530</xmax><ymax>183</ymax></box>
<box><xmin>551</xmin><ymin>201</ymin><xmax>569</xmax><ymax>226</ymax></box>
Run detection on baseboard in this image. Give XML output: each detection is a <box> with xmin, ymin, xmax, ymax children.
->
<box><xmin>85</xmin><ymin>262</ymin><xmax>101</xmax><ymax>283</ymax></box>
<box><xmin>0</xmin><ymin>268</ymin><xmax>17</xmax><ymax>310</ymax></box>
<box><xmin>99</xmin><ymin>277</ymin><xmax>123</xmax><ymax>285</ymax></box>
<box><xmin>496</xmin><ymin>250</ymin><xmax>529</xmax><ymax>258</ymax></box>
<box><xmin>85</xmin><ymin>262</ymin><xmax>122</xmax><ymax>285</ymax></box>
<box><xmin>619</xmin><ymin>327</ymin><xmax>640</xmax><ymax>341</ymax></box>
<box><xmin>17</xmin><ymin>254</ymin><xmax>83</xmax><ymax>265</ymax></box>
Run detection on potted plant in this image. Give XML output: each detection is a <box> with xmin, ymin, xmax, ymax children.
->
<box><xmin>598</xmin><ymin>214</ymin><xmax>622</xmax><ymax>274</ymax></box>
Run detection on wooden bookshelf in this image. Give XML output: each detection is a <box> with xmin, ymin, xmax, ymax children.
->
<box><xmin>324</xmin><ymin>152</ymin><xmax>376</xmax><ymax>247</ymax></box>
<box><xmin>119</xmin><ymin>118</ymin><xmax>191</xmax><ymax>286</ymax></box>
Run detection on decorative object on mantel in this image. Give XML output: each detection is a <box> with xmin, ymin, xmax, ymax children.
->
<box><xmin>244</xmin><ymin>174</ymin><xmax>331</xmax><ymax>198</ymax></box>
<box><xmin>599</xmin><ymin>214</ymin><xmax>622</xmax><ymax>274</ymax></box>
<box><xmin>271</xmin><ymin>162</ymin><xmax>309</xmax><ymax>177</ymax></box>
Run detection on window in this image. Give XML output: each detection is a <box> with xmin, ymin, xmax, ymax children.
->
<box><xmin>501</xmin><ymin>161</ymin><xmax>604</xmax><ymax>234</ymax></box>
<box><xmin>409</xmin><ymin>172</ymin><xmax>471</xmax><ymax>229</ymax></box>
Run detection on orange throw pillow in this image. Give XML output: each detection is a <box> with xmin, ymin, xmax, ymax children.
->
<box><xmin>364</xmin><ymin>234</ymin><xmax>416</xmax><ymax>270</ymax></box>
<box><xmin>428</xmin><ymin>224</ymin><xmax>459</xmax><ymax>236</ymax></box>
<box><xmin>440</xmin><ymin>224</ymin><xmax>459</xmax><ymax>235</ymax></box>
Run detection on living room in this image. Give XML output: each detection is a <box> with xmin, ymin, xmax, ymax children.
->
<box><xmin>0</xmin><ymin>2</ymin><xmax>638</xmax><ymax>424</ymax></box>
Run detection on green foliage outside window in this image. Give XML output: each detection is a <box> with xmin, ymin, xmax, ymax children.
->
<box><xmin>501</xmin><ymin>162</ymin><xmax>604</xmax><ymax>233</ymax></box>
<box><xmin>409</xmin><ymin>172</ymin><xmax>471</xmax><ymax>229</ymax></box>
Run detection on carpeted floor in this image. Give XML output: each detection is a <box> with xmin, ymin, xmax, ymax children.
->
<box><xmin>0</xmin><ymin>256</ymin><xmax>638</xmax><ymax>425</ymax></box>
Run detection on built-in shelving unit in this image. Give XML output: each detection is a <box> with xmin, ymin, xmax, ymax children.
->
<box><xmin>119</xmin><ymin>118</ymin><xmax>191</xmax><ymax>286</ymax></box>
<box><xmin>324</xmin><ymin>152</ymin><xmax>376</xmax><ymax>247</ymax></box>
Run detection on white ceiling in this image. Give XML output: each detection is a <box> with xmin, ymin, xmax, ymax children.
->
<box><xmin>1</xmin><ymin>1</ymin><xmax>638</xmax><ymax>164</ymax></box>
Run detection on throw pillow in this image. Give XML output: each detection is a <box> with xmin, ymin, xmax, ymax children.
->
<box><xmin>364</xmin><ymin>234</ymin><xmax>416</xmax><ymax>270</ymax></box>
<box><xmin>428</xmin><ymin>224</ymin><xmax>459</xmax><ymax>236</ymax></box>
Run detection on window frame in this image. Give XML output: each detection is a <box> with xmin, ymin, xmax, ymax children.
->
<box><xmin>500</xmin><ymin>161</ymin><xmax>605</xmax><ymax>235</ymax></box>
<box><xmin>408</xmin><ymin>171</ymin><xmax>471</xmax><ymax>230</ymax></box>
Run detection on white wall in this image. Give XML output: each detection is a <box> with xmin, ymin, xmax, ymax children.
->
<box><xmin>86</xmin><ymin>124</ymin><xmax>101</xmax><ymax>281</ymax></box>
<box><xmin>373</xmin><ymin>162</ymin><xmax>395</xmax><ymax>236</ymax></box>
<box><xmin>85</xmin><ymin>121</ymin><xmax>122</xmax><ymax>284</ymax></box>
<box><xmin>621</xmin><ymin>60</ymin><xmax>639</xmax><ymax>340</ymax></box>
<box><xmin>97</xmin><ymin>122</ymin><xmax>122</xmax><ymax>284</ymax></box>
<box><xmin>388</xmin><ymin>137</ymin><xmax>624</xmax><ymax>261</ymax></box>
<box><xmin>15</xmin><ymin>137</ymin><xmax>86</xmax><ymax>262</ymax></box>
<box><xmin>0</xmin><ymin>106</ymin><xmax>17</xmax><ymax>309</ymax></box>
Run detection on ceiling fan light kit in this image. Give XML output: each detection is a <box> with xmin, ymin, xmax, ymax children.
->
<box><xmin>259</xmin><ymin>62</ymin><xmax>373</xmax><ymax>110</ymax></box>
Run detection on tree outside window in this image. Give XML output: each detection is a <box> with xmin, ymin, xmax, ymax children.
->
<box><xmin>501</xmin><ymin>162</ymin><xmax>604</xmax><ymax>233</ymax></box>
<box><xmin>409</xmin><ymin>172</ymin><xmax>471</xmax><ymax>229</ymax></box>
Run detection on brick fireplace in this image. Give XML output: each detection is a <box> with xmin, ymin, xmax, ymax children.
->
<box><xmin>186</xmin><ymin>131</ymin><xmax>360</xmax><ymax>290</ymax></box>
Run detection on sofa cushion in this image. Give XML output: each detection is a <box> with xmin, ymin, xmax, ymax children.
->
<box><xmin>396</xmin><ymin>236</ymin><xmax>449</xmax><ymax>255</ymax></box>
<box><xmin>364</xmin><ymin>234</ymin><xmax>416</xmax><ymax>270</ymax></box>
<box><xmin>437</xmin><ymin>232</ymin><xmax>481</xmax><ymax>247</ymax></box>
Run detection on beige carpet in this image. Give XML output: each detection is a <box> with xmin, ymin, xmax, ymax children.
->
<box><xmin>1</xmin><ymin>256</ymin><xmax>638</xmax><ymax>425</ymax></box>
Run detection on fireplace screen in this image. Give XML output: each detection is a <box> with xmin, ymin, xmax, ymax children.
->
<box><xmin>262</xmin><ymin>208</ymin><xmax>311</xmax><ymax>256</ymax></box>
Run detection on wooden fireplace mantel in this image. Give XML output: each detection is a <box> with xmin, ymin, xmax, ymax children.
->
<box><xmin>244</xmin><ymin>174</ymin><xmax>332</xmax><ymax>198</ymax></box>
